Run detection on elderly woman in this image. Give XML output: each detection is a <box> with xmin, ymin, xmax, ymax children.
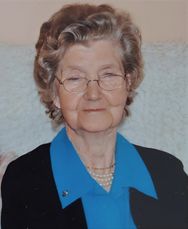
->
<box><xmin>1</xmin><ymin>3</ymin><xmax>188</xmax><ymax>229</ymax></box>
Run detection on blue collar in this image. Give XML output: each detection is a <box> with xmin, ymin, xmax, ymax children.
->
<box><xmin>50</xmin><ymin>128</ymin><xmax>158</xmax><ymax>208</ymax></box>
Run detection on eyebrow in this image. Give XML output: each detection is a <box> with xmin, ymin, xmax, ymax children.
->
<box><xmin>63</xmin><ymin>64</ymin><xmax>121</xmax><ymax>72</ymax></box>
<box><xmin>99</xmin><ymin>64</ymin><xmax>120</xmax><ymax>70</ymax></box>
<box><xmin>61</xmin><ymin>66</ymin><xmax>84</xmax><ymax>72</ymax></box>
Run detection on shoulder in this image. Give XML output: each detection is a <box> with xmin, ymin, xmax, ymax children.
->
<box><xmin>8</xmin><ymin>143</ymin><xmax>50</xmax><ymax>168</ymax></box>
<box><xmin>131</xmin><ymin>145</ymin><xmax>188</xmax><ymax>228</ymax></box>
<box><xmin>134</xmin><ymin>144</ymin><xmax>184</xmax><ymax>168</ymax></box>
<box><xmin>2</xmin><ymin>143</ymin><xmax>51</xmax><ymax>185</ymax></box>
<box><xmin>134</xmin><ymin>144</ymin><xmax>188</xmax><ymax>191</ymax></box>
<box><xmin>134</xmin><ymin>144</ymin><xmax>186</xmax><ymax>175</ymax></box>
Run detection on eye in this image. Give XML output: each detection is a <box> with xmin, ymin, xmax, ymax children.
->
<box><xmin>65</xmin><ymin>71</ymin><xmax>85</xmax><ymax>81</ymax></box>
<box><xmin>65</xmin><ymin>72</ymin><xmax>86</xmax><ymax>81</ymax></box>
<box><xmin>67</xmin><ymin>76</ymin><xmax>82</xmax><ymax>81</ymax></box>
<box><xmin>104</xmin><ymin>73</ymin><xmax>116</xmax><ymax>76</ymax></box>
<box><xmin>101</xmin><ymin>73</ymin><xmax>119</xmax><ymax>79</ymax></box>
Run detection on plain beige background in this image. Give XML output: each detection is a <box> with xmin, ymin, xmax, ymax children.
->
<box><xmin>0</xmin><ymin>0</ymin><xmax>187</xmax><ymax>45</ymax></box>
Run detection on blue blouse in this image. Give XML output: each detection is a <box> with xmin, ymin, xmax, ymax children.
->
<box><xmin>50</xmin><ymin>128</ymin><xmax>158</xmax><ymax>229</ymax></box>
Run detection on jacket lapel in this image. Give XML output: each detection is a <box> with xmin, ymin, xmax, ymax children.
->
<box><xmin>62</xmin><ymin>198</ymin><xmax>88</xmax><ymax>228</ymax></box>
<box><xmin>130</xmin><ymin>188</ymin><xmax>162</xmax><ymax>229</ymax></box>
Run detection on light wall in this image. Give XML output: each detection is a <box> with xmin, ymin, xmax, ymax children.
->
<box><xmin>0</xmin><ymin>0</ymin><xmax>187</xmax><ymax>45</ymax></box>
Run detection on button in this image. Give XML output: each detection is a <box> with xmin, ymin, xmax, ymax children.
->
<box><xmin>62</xmin><ymin>190</ymin><xmax>69</xmax><ymax>197</ymax></box>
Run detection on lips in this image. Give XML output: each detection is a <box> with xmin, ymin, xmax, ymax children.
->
<box><xmin>83</xmin><ymin>108</ymin><xmax>105</xmax><ymax>112</ymax></box>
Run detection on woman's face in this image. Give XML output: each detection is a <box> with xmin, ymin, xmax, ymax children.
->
<box><xmin>55</xmin><ymin>40</ymin><xmax>129</xmax><ymax>133</ymax></box>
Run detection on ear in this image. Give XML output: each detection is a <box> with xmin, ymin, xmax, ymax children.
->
<box><xmin>53</xmin><ymin>78</ymin><xmax>61</xmax><ymax>109</ymax></box>
<box><xmin>125</xmin><ymin>73</ymin><xmax>132</xmax><ymax>91</ymax></box>
<box><xmin>53</xmin><ymin>96</ymin><xmax>61</xmax><ymax>109</ymax></box>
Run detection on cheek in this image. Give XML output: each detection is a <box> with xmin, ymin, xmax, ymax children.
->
<box><xmin>58</xmin><ymin>94</ymin><xmax>80</xmax><ymax>126</ymax></box>
<box><xmin>107</xmin><ymin>89</ymin><xmax>128</xmax><ymax>107</ymax></box>
<box><xmin>58</xmin><ymin>92</ymin><xmax>80</xmax><ymax>111</ymax></box>
<box><xmin>107</xmin><ymin>89</ymin><xmax>128</xmax><ymax>122</ymax></box>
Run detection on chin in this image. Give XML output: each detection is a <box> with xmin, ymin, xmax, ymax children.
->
<box><xmin>81</xmin><ymin>126</ymin><xmax>111</xmax><ymax>133</ymax></box>
<box><xmin>65</xmin><ymin>120</ymin><xmax>109</xmax><ymax>133</ymax></box>
<box><xmin>79</xmin><ymin>120</ymin><xmax>121</xmax><ymax>133</ymax></box>
<box><xmin>65</xmin><ymin>112</ymin><xmax>122</xmax><ymax>133</ymax></box>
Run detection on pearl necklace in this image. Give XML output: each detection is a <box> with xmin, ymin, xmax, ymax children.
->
<box><xmin>87</xmin><ymin>164</ymin><xmax>115</xmax><ymax>191</ymax></box>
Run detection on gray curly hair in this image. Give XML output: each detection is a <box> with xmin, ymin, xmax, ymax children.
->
<box><xmin>34</xmin><ymin>3</ymin><xmax>143</xmax><ymax>124</ymax></box>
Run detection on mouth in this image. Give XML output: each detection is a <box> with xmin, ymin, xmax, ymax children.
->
<box><xmin>83</xmin><ymin>108</ymin><xmax>105</xmax><ymax>112</ymax></box>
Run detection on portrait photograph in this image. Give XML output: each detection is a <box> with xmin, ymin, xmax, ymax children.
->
<box><xmin>0</xmin><ymin>0</ymin><xmax>187</xmax><ymax>228</ymax></box>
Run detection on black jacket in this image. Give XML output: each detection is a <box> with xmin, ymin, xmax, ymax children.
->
<box><xmin>1</xmin><ymin>144</ymin><xmax>188</xmax><ymax>229</ymax></box>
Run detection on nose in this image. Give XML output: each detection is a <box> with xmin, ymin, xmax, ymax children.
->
<box><xmin>84</xmin><ymin>80</ymin><xmax>102</xmax><ymax>100</ymax></box>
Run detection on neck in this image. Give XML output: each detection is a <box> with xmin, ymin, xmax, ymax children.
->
<box><xmin>66</xmin><ymin>125</ymin><xmax>117</xmax><ymax>169</ymax></box>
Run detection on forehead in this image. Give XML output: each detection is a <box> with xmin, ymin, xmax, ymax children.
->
<box><xmin>58</xmin><ymin>40</ymin><xmax>123</xmax><ymax>71</ymax></box>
